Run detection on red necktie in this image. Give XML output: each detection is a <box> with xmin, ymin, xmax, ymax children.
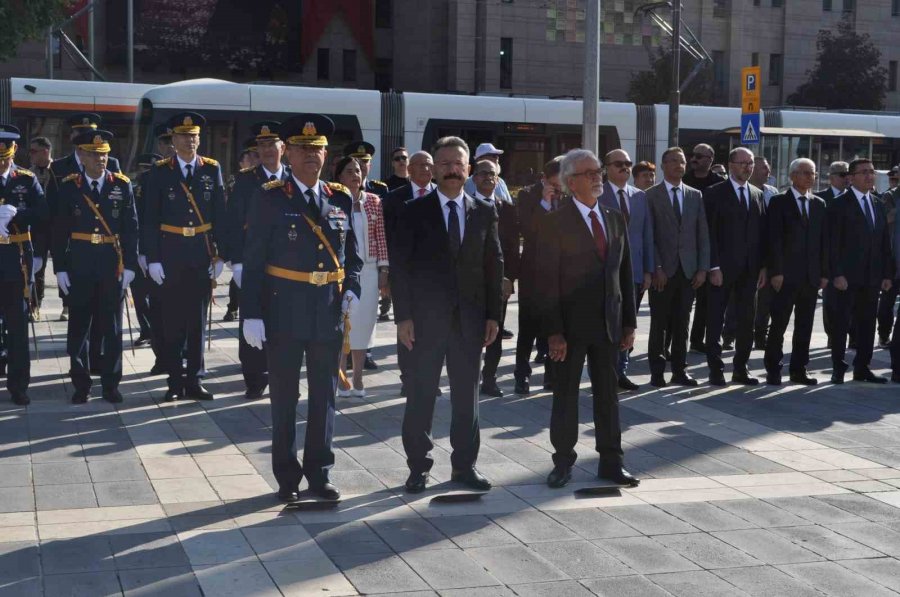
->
<box><xmin>589</xmin><ymin>210</ymin><xmax>607</xmax><ymax>260</ymax></box>
<box><xmin>417</xmin><ymin>187</ymin><xmax>425</xmax><ymax>198</ymax></box>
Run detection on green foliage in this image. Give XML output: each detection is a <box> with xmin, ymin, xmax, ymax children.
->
<box><xmin>0</xmin><ymin>0</ymin><xmax>70</xmax><ymax>62</ymax></box>
<box><xmin>627</xmin><ymin>47</ymin><xmax>718</xmax><ymax>106</ymax></box>
<box><xmin>787</xmin><ymin>20</ymin><xmax>887</xmax><ymax>110</ymax></box>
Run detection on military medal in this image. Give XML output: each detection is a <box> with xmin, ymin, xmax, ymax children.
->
<box><xmin>204</xmin><ymin>192</ymin><xmax>211</xmax><ymax>201</ymax></box>
<box><xmin>168</xmin><ymin>188</ymin><xmax>176</xmax><ymax>201</ymax></box>
<box><xmin>288</xmin><ymin>224</ymin><xmax>298</xmax><ymax>241</ymax></box>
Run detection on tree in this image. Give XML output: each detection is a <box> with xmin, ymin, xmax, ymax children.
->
<box><xmin>627</xmin><ymin>47</ymin><xmax>717</xmax><ymax>106</ymax></box>
<box><xmin>0</xmin><ymin>0</ymin><xmax>70</xmax><ymax>62</ymax></box>
<box><xmin>787</xmin><ymin>20</ymin><xmax>887</xmax><ymax>110</ymax></box>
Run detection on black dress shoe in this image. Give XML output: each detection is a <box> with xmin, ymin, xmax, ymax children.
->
<box><xmin>11</xmin><ymin>392</ymin><xmax>30</xmax><ymax>406</ymax></box>
<box><xmin>670</xmin><ymin>372</ymin><xmax>699</xmax><ymax>387</ymax></box>
<box><xmin>502</xmin><ymin>328</ymin><xmax>514</xmax><ymax>340</ymax></box>
<box><xmin>879</xmin><ymin>336</ymin><xmax>891</xmax><ymax>348</ymax></box>
<box><xmin>364</xmin><ymin>356</ymin><xmax>378</xmax><ymax>370</ymax></box>
<box><xmin>134</xmin><ymin>335</ymin><xmax>151</xmax><ymax>347</ymax></box>
<box><xmin>598</xmin><ymin>465</ymin><xmax>640</xmax><ymax>487</ymax></box>
<box><xmin>766</xmin><ymin>372</ymin><xmax>782</xmax><ymax>386</ymax></box>
<box><xmin>722</xmin><ymin>338</ymin><xmax>735</xmax><ymax>351</ymax></box>
<box><xmin>150</xmin><ymin>363</ymin><xmax>165</xmax><ymax>376</ymax></box>
<box><xmin>514</xmin><ymin>379</ymin><xmax>530</xmax><ymax>396</ymax></box>
<box><xmin>650</xmin><ymin>374</ymin><xmax>668</xmax><ymax>388</ymax></box>
<box><xmin>709</xmin><ymin>372</ymin><xmax>727</xmax><ymax>386</ymax></box>
<box><xmin>789</xmin><ymin>371</ymin><xmax>818</xmax><ymax>386</ymax></box>
<box><xmin>853</xmin><ymin>369</ymin><xmax>888</xmax><ymax>384</ymax></box>
<box><xmin>163</xmin><ymin>389</ymin><xmax>182</xmax><ymax>402</ymax></box>
<box><xmin>831</xmin><ymin>372</ymin><xmax>845</xmax><ymax>385</ymax></box>
<box><xmin>245</xmin><ymin>387</ymin><xmax>265</xmax><ymax>400</ymax></box>
<box><xmin>308</xmin><ymin>482</ymin><xmax>341</xmax><ymax>501</ymax></box>
<box><xmin>450</xmin><ymin>468</ymin><xmax>492</xmax><ymax>491</ymax></box>
<box><xmin>103</xmin><ymin>389</ymin><xmax>124</xmax><ymax>404</ymax></box>
<box><xmin>617</xmin><ymin>375</ymin><xmax>640</xmax><ymax>391</ymax></box>
<box><xmin>732</xmin><ymin>371</ymin><xmax>760</xmax><ymax>385</ymax></box>
<box><xmin>480</xmin><ymin>380</ymin><xmax>503</xmax><ymax>397</ymax></box>
<box><xmin>405</xmin><ymin>471</ymin><xmax>429</xmax><ymax>493</ymax></box>
<box><xmin>185</xmin><ymin>384</ymin><xmax>214</xmax><ymax>400</ymax></box>
<box><xmin>546</xmin><ymin>465</ymin><xmax>572</xmax><ymax>488</ymax></box>
<box><xmin>277</xmin><ymin>489</ymin><xmax>299</xmax><ymax>503</ymax></box>
<box><xmin>534</xmin><ymin>353</ymin><xmax>546</xmax><ymax>364</ymax></box>
<box><xmin>689</xmin><ymin>342</ymin><xmax>707</xmax><ymax>354</ymax></box>
<box><xmin>222</xmin><ymin>310</ymin><xmax>237</xmax><ymax>322</ymax></box>
<box><xmin>71</xmin><ymin>389</ymin><xmax>90</xmax><ymax>404</ymax></box>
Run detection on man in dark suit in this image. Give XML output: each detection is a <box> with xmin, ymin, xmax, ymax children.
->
<box><xmin>471</xmin><ymin>159</ymin><xmax>519</xmax><ymax>398</ymax></box>
<box><xmin>815</xmin><ymin>161</ymin><xmax>850</xmax><ymax>204</ymax></box>
<box><xmin>646</xmin><ymin>147</ymin><xmax>709</xmax><ymax>387</ymax></box>
<box><xmin>764</xmin><ymin>158</ymin><xmax>828</xmax><ymax>386</ymax></box>
<box><xmin>704</xmin><ymin>148</ymin><xmax>767</xmax><ymax>386</ymax></box>
<box><xmin>513</xmin><ymin>157</ymin><xmax>563</xmax><ymax>395</ymax></box>
<box><xmin>826</xmin><ymin>158</ymin><xmax>894</xmax><ymax>384</ymax></box>
<box><xmin>383</xmin><ymin>151</ymin><xmax>434</xmax><ymax>397</ymax></box>
<box><xmin>536</xmin><ymin>149</ymin><xmax>638</xmax><ymax>489</ymax></box>
<box><xmin>598</xmin><ymin>149</ymin><xmax>653</xmax><ymax>391</ymax></box>
<box><xmin>393</xmin><ymin>136</ymin><xmax>503</xmax><ymax>493</ymax></box>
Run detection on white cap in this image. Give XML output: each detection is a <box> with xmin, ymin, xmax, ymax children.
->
<box><xmin>474</xmin><ymin>142</ymin><xmax>504</xmax><ymax>160</ymax></box>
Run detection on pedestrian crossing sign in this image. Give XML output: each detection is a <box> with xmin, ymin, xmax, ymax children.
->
<box><xmin>741</xmin><ymin>113</ymin><xmax>760</xmax><ymax>145</ymax></box>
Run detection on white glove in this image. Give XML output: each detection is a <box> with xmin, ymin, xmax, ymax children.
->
<box><xmin>342</xmin><ymin>291</ymin><xmax>359</xmax><ymax>317</ymax></box>
<box><xmin>243</xmin><ymin>318</ymin><xmax>266</xmax><ymax>350</ymax></box>
<box><xmin>0</xmin><ymin>204</ymin><xmax>17</xmax><ymax>221</ymax></box>
<box><xmin>138</xmin><ymin>255</ymin><xmax>148</xmax><ymax>276</ymax></box>
<box><xmin>209</xmin><ymin>259</ymin><xmax>225</xmax><ymax>280</ymax></box>
<box><xmin>0</xmin><ymin>223</ymin><xmax>8</xmax><ymax>238</ymax></box>
<box><xmin>120</xmin><ymin>269</ymin><xmax>136</xmax><ymax>291</ymax></box>
<box><xmin>56</xmin><ymin>271</ymin><xmax>71</xmax><ymax>295</ymax></box>
<box><xmin>149</xmin><ymin>262</ymin><xmax>165</xmax><ymax>285</ymax></box>
<box><xmin>33</xmin><ymin>257</ymin><xmax>43</xmax><ymax>273</ymax></box>
<box><xmin>231</xmin><ymin>263</ymin><xmax>243</xmax><ymax>288</ymax></box>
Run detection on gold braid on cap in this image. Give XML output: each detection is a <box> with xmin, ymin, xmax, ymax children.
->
<box><xmin>287</xmin><ymin>121</ymin><xmax>327</xmax><ymax>147</ymax></box>
<box><xmin>0</xmin><ymin>140</ymin><xmax>16</xmax><ymax>159</ymax></box>
<box><xmin>172</xmin><ymin>115</ymin><xmax>201</xmax><ymax>135</ymax></box>
<box><xmin>77</xmin><ymin>134</ymin><xmax>111</xmax><ymax>153</ymax></box>
<box><xmin>255</xmin><ymin>125</ymin><xmax>279</xmax><ymax>140</ymax></box>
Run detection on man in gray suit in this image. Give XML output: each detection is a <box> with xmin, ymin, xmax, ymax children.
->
<box><xmin>599</xmin><ymin>149</ymin><xmax>654</xmax><ymax>391</ymax></box>
<box><xmin>646</xmin><ymin>147</ymin><xmax>710</xmax><ymax>387</ymax></box>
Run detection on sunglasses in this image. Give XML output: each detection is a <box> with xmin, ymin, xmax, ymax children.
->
<box><xmin>393</xmin><ymin>155</ymin><xmax>408</xmax><ymax>162</ymax></box>
<box><xmin>607</xmin><ymin>160</ymin><xmax>633</xmax><ymax>169</ymax></box>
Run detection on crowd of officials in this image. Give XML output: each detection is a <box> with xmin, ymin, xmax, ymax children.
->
<box><xmin>1</xmin><ymin>109</ymin><xmax>899</xmax><ymax>501</ymax></box>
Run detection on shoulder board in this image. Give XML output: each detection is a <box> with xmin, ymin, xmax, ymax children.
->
<box><xmin>240</xmin><ymin>165</ymin><xmax>255</xmax><ymax>174</ymax></box>
<box><xmin>200</xmin><ymin>156</ymin><xmax>219</xmax><ymax>167</ymax></box>
<box><xmin>113</xmin><ymin>172</ymin><xmax>130</xmax><ymax>183</ymax></box>
<box><xmin>262</xmin><ymin>179</ymin><xmax>285</xmax><ymax>191</ymax></box>
<box><xmin>371</xmin><ymin>179</ymin><xmax>387</xmax><ymax>188</ymax></box>
<box><xmin>61</xmin><ymin>173</ymin><xmax>80</xmax><ymax>184</ymax></box>
<box><xmin>154</xmin><ymin>158</ymin><xmax>171</xmax><ymax>167</ymax></box>
<box><xmin>12</xmin><ymin>168</ymin><xmax>34</xmax><ymax>178</ymax></box>
<box><xmin>327</xmin><ymin>182</ymin><xmax>350</xmax><ymax>195</ymax></box>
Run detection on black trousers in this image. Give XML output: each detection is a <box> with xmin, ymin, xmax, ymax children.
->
<box><xmin>226</xmin><ymin>279</ymin><xmax>240</xmax><ymax>312</ymax></box>
<box><xmin>481</xmin><ymin>298</ymin><xmax>507</xmax><ymax>382</ymax></box>
<box><xmin>131</xmin><ymin>270</ymin><xmax>153</xmax><ymax>339</ymax></box>
<box><xmin>706</xmin><ymin>270</ymin><xmax>756</xmax><ymax>375</ymax></box>
<box><xmin>68</xmin><ymin>276</ymin><xmax>123</xmax><ymax>393</ymax></box>
<box><xmin>238</xmin><ymin>315</ymin><xmax>268</xmax><ymax>392</ymax></box>
<box><xmin>889</xmin><ymin>303</ymin><xmax>900</xmax><ymax>373</ymax></box>
<box><xmin>755</xmin><ymin>285</ymin><xmax>774</xmax><ymax>343</ymax></box>
<box><xmin>878</xmin><ymin>282</ymin><xmax>898</xmax><ymax>340</ymax></box>
<box><xmin>88</xmin><ymin>303</ymin><xmax>104</xmax><ymax>370</ymax></box>
<box><xmin>649</xmin><ymin>270</ymin><xmax>694</xmax><ymax>376</ymax></box>
<box><xmin>267</xmin><ymin>334</ymin><xmax>339</xmax><ymax>491</ymax></box>
<box><xmin>616</xmin><ymin>284</ymin><xmax>645</xmax><ymax>376</ymax></box>
<box><xmin>402</xmin><ymin>312</ymin><xmax>482</xmax><ymax>474</ymax></box>
<box><xmin>515</xmin><ymin>297</ymin><xmax>552</xmax><ymax>383</ymax></box>
<box><xmin>764</xmin><ymin>282</ymin><xmax>817</xmax><ymax>374</ymax></box>
<box><xmin>827</xmin><ymin>283</ymin><xmax>879</xmax><ymax>374</ymax></box>
<box><xmin>550</xmin><ymin>337</ymin><xmax>622</xmax><ymax>468</ymax></box>
<box><xmin>0</xmin><ymin>280</ymin><xmax>30</xmax><ymax>394</ymax></box>
<box><xmin>689</xmin><ymin>283</ymin><xmax>708</xmax><ymax>346</ymax></box>
<box><xmin>160</xmin><ymin>265</ymin><xmax>209</xmax><ymax>390</ymax></box>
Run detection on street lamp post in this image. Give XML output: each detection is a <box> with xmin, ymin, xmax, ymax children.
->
<box><xmin>583</xmin><ymin>0</ymin><xmax>601</xmax><ymax>154</ymax></box>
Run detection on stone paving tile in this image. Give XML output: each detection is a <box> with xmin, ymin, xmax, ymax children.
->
<box><xmin>465</xmin><ymin>544</ymin><xmax>570</xmax><ymax>584</ymax></box>
<box><xmin>94</xmin><ymin>480</ymin><xmax>158</xmax><ymax>507</ymax></box>
<box><xmin>193</xmin><ymin>561</ymin><xmax>282</xmax><ymax>597</ymax></box>
<box><xmin>508</xmin><ymin>579</ymin><xmax>596</xmax><ymax>596</ymax></box>
<box><xmin>762</xmin><ymin>496</ymin><xmax>865</xmax><ymax>525</ymax></box>
<box><xmin>529</xmin><ymin>540</ymin><xmax>632</xmax><ymax>578</ymax></box>
<box><xmin>604</xmin><ymin>505</ymin><xmax>698</xmax><ymax>535</ymax></box>
<box><xmin>653</xmin><ymin>532</ymin><xmax>762</xmax><ymax>569</ymax></box>
<box><xmin>825</xmin><ymin>521</ymin><xmax>900</xmax><ymax>556</ymax></box>
<box><xmin>0</xmin><ymin>576</ymin><xmax>42</xmax><ymax>597</ymax></box>
<box><xmin>140</xmin><ymin>457</ymin><xmax>204</xmax><ymax>480</ymax></box>
<box><xmin>647</xmin><ymin>570</ymin><xmax>752</xmax><ymax>596</ymax></box>
<box><xmin>656</xmin><ymin>502</ymin><xmax>758</xmax><ymax>532</ymax></box>
<box><xmin>711</xmin><ymin>528</ymin><xmax>826</xmax><ymax>565</ymax></box>
<box><xmin>712</xmin><ymin>498</ymin><xmax>810</xmax><ymax>528</ymax></box>
<box><xmin>88</xmin><ymin>459</ymin><xmax>148</xmax><ymax>483</ymax></box>
<box><xmin>0</xmin><ymin>487</ymin><xmax>34</xmax><ymax>513</ymax></box>
<box><xmin>0</xmin><ymin>541</ymin><xmax>40</xmax><ymax>580</ymax></box>
<box><xmin>817</xmin><ymin>493</ymin><xmax>900</xmax><ymax>522</ymax></box>
<box><xmin>333</xmin><ymin>552</ymin><xmax>432</xmax><ymax>594</ymax></box>
<box><xmin>32</xmin><ymin>460</ymin><xmax>91</xmax><ymax>485</ymax></box>
<box><xmin>118</xmin><ymin>566</ymin><xmax>203</xmax><ymax>597</ymax></box>
<box><xmin>263</xmin><ymin>558</ymin><xmax>358</xmax><ymax>596</ymax></box>
<box><xmin>40</xmin><ymin>536</ymin><xmax>116</xmax><ymax>574</ymax></box>
<box><xmin>307</xmin><ymin>521</ymin><xmax>393</xmax><ymax>556</ymax></box>
<box><xmin>712</xmin><ymin>565</ymin><xmax>825</xmax><ymax>597</ymax></box>
<box><xmin>777</xmin><ymin>561</ymin><xmax>899</xmax><ymax>597</ymax></box>
<box><xmin>581</xmin><ymin>574</ymin><xmax>677</xmax><ymax>596</ymax></box>
<box><xmin>771</xmin><ymin>524</ymin><xmax>884</xmax><ymax>560</ymax></box>
<box><xmin>177</xmin><ymin>529</ymin><xmax>256</xmax><ymax>565</ymax></box>
<box><xmin>547</xmin><ymin>508</ymin><xmax>643</xmax><ymax>539</ymax></box>
<box><xmin>593</xmin><ymin>537</ymin><xmax>700</xmax><ymax>574</ymax></box>
<box><xmin>838</xmin><ymin>557</ymin><xmax>900</xmax><ymax>592</ymax></box>
<box><xmin>109</xmin><ymin>532</ymin><xmax>190</xmax><ymax>569</ymax></box>
<box><xmin>426</xmin><ymin>515</ymin><xmax>519</xmax><ymax>548</ymax></box>
<box><xmin>0</xmin><ymin>464</ymin><xmax>31</xmax><ymax>488</ymax></box>
<box><xmin>43</xmin><ymin>571</ymin><xmax>123</xmax><ymax>597</ymax></box>
<box><xmin>491</xmin><ymin>510</ymin><xmax>581</xmax><ymax>543</ymax></box>
<box><xmin>401</xmin><ymin>549</ymin><xmax>502</xmax><ymax>590</ymax></box>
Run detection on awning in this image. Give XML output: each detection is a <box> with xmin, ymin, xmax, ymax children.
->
<box><xmin>722</xmin><ymin>126</ymin><xmax>885</xmax><ymax>138</ymax></box>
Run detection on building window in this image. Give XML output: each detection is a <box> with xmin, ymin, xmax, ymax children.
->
<box><xmin>342</xmin><ymin>50</ymin><xmax>357</xmax><ymax>83</ymax></box>
<box><xmin>843</xmin><ymin>0</ymin><xmax>855</xmax><ymax>12</ymax></box>
<box><xmin>890</xmin><ymin>61</ymin><xmax>898</xmax><ymax>92</ymax></box>
<box><xmin>500</xmin><ymin>37</ymin><xmax>513</xmax><ymax>89</ymax></box>
<box><xmin>753</xmin><ymin>0</ymin><xmax>760</xmax><ymax>5</ymax></box>
<box><xmin>713</xmin><ymin>50</ymin><xmax>727</xmax><ymax>98</ymax></box>
<box><xmin>317</xmin><ymin>48</ymin><xmax>330</xmax><ymax>81</ymax></box>
<box><xmin>823</xmin><ymin>0</ymin><xmax>832</xmax><ymax>9</ymax></box>
<box><xmin>769</xmin><ymin>53</ymin><xmax>782</xmax><ymax>85</ymax></box>
<box><xmin>751</xmin><ymin>52</ymin><xmax>759</xmax><ymax>66</ymax></box>
<box><xmin>713</xmin><ymin>0</ymin><xmax>730</xmax><ymax>18</ymax></box>
<box><xmin>375</xmin><ymin>58</ymin><xmax>393</xmax><ymax>91</ymax></box>
<box><xmin>375</xmin><ymin>0</ymin><xmax>392</xmax><ymax>28</ymax></box>
<box><xmin>893</xmin><ymin>0</ymin><xmax>900</xmax><ymax>16</ymax></box>
<box><xmin>772</xmin><ymin>0</ymin><xmax>782</xmax><ymax>6</ymax></box>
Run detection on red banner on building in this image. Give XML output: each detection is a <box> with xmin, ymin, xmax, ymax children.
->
<box><xmin>301</xmin><ymin>0</ymin><xmax>375</xmax><ymax>64</ymax></box>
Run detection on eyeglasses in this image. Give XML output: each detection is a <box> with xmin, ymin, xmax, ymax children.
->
<box><xmin>572</xmin><ymin>169</ymin><xmax>603</xmax><ymax>179</ymax></box>
<box><xmin>607</xmin><ymin>160</ymin><xmax>633</xmax><ymax>169</ymax></box>
<box><xmin>393</xmin><ymin>155</ymin><xmax>408</xmax><ymax>162</ymax></box>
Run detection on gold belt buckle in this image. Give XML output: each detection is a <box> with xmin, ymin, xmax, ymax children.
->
<box><xmin>309</xmin><ymin>271</ymin><xmax>328</xmax><ymax>286</ymax></box>
<box><xmin>0</xmin><ymin>236</ymin><xmax>9</xmax><ymax>245</ymax></box>
<box><xmin>183</xmin><ymin>226</ymin><xmax>196</xmax><ymax>237</ymax></box>
<box><xmin>91</xmin><ymin>233</ymin><xmax>102</xmax><ymax>245</ymax></box>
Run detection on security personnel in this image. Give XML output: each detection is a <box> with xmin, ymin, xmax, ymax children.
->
<box><xmin>225</xmin><ymin>121</ymin><xmax>286</xmax><ymax>399</ymax></box>
<box><xmin>242</xmin><ymin>115</ymin><xmax>362</xmax><ymax>502</ymax></box>
<box><xmin>131</xmin><ymin>154</ymin><xmax>162</xmax><ymax>355</ymax></box>
<box><xmin>344</xmin><ymin>141</ymin><xmax>388</xmax><ymax>198</ymax></box>
<box><xmin>52</xmin><ymin>130</ymin><xmax>138</xmax><ymax>404</ymax></box>
<box><xmin>142</xmin><ymin>112</ymin><xmax>226</xmax><ymax>402</ymax></box>
<box><xmin>0</xmin><ymin>125</ymin><xmax>48</xmax><ymax>405</ymax></box>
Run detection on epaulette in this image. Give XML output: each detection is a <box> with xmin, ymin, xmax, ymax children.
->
<box><xmin>12</xmin><ymin>168</ymin><xmax>34</xmax><ymax>178</ymax></box>
<box><xmin>239</xmin><ymin>165</ymin><xmax>255</xmax><ymax>174</ymax></box>
<box><xmin>154</xmin><ymin>157</ymin><xmax>171</xmax><ymax>167</ymax></box>
<box><xmin>370</xmin><ymin>179</ymin><xmax>388</xmax><ymax>188</ymax></box>
<box><xmin>113</xmin><ymin>172</ymin><xmax>130</xmax><ymax>183</ymax></box>
<box><xmin>61</xmin><ymin>173</ymin><xmax>80</xmax><ymax>184</ymax></box>
<box><xmin>262</xmin><ymin>179</ymin><xmax>285</xmax><ymax>191</ymax></box>
<box><xmin>327</xmin><ymin>181</ymin><xmax>350</xmax><ymax>195</ymax></box>
<box><xmin>200</xmin><ymin>156</ymin><xmax>219</xmax><ymax>167</ymax></box>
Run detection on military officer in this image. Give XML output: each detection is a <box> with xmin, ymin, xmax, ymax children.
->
<box><xmin>52</xmin><ymin>130</ymin><xmax>138</xmax><ymax>404</ymax></box>
<box><xmin>242</xmin><ymin>115</ymin><xmax>362</xmax><ymax>502</ymax></box>
<box><xmin>225</xmin><ymin>121</ymin><xmax>287</xmax><ymax>399</ymax></box>
<box><xmin>154</xmin><ymin>124</ymin><xmax>175</xmax><ymax>159</ymax></box>
<box><xmin>344</xmin><ymin>141</ymin><xmax>388</xmax><ymax>198</ymax></box>
<box><xmin>131</xmin><ymin>153</ymin><xmax>163</xmax><ymax>361</ymax></box>
<box><xmin>0</xmin><ymin>124</ymin><xmax>48</xmax><ymax>405</ymax></box>
<box><xmin>142</xmin><ymin>112</ymin><xmax>226</xmax><ymax>402</ymax></box>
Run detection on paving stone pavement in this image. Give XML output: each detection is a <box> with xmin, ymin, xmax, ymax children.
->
<box><xmin>2</xmin><ymin>271</ymin><xmax>900</xmax><ymax>596</ymax></box>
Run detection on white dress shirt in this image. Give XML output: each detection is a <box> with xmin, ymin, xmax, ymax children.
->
<box><xmin>571</xmin><ymin>197</ymin><xmax>607</xmax><ymax>238</ymax></box>
<box><xmin>437</xmin><ymin>188</ymin><xmax>466</xmax><ymax>239</ymax></box>
<box><xmin>411</xmin><ymin>181</ymin><xmax>434</xmax><ymax>198</ymax></box>
<box><xmin>851</xmin><ymin>186</ymin><xmax>876</xmax><ymax>227</ymax></box>
<box><xmin>176</xmin><ymin>155</ymin><xmax>198</xmax><ymax>180</ymax></box>
<box><xmin>730</xmin><ymin>177</ymin><xmax>751</xmax><ymax>209</ymax></box>
<box><xmin>790</xmin><ymin>186</ymin><xmax>812</xmax><ymax>217</ymax></box>
<box><xmin>84</xmin><ymin>172</ymin><xmax>105</xmax><ymax>194</ymax></box>
<box><xmin>294</xmin><ymin>177</ymin><xmax>322</xmax><ymax>211</ymax></box>
<box><xmin>261</xmin><ymin>165</ymin><xmax>283</xmax><ymax>181</ymax></box>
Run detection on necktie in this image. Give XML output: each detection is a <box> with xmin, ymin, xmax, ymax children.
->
<box><xmin>617</xmin><ymin>189</ymin><xmax>630</xmax><ymax>224</ymax></box>
<box><xmin>268</xmin><ymin>174</ymin><xmax>276</xmax><ymax>182</ymax></box>
<box><xmin>417</xmin><ymin>187</ymin><xmax>425</xmax><ymax>198</ymax></box>
<box><xmin>738</xmin><ymin>186</ymin><xmax>748</xmax><ymax>212</ymax></box>
<box><xmin>305</xmin><ymin>188</ymin><xmax>320</xmax><ymax>220</ymax></box>
<box><xmin>184</xmin><ymin>164</ymin><xmax>193</xmax><ymax>186</ymax></box>
<box><xmin>91</xmin><ymin>180</ymin><xmax>101</xmax><ymax>202</ymax></box>
<box><xmin>798</xmin><ymin>195</ymin><xmax>809</xmax><ymax>226</ymax></box>
<box><xmin>589</xmin><ymin>210</ymin><xmax>608</xmax><ymax>260</ymax></box>
<box><xmin>672</xmin><ymin>187</ymin><xmax>682</xmax><ymax>224</ymax></box>
<box><xmin>447</xmin><ymin>200</ymin><xmax>461</xmax><ymax>256</ymax></box>
<box><xmin>863</xmin><ymin>194</ymin><xmax>874</xmax><ymax>230</ymax></box>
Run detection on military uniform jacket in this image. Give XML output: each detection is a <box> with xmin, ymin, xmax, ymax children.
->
<box><xmin>241</xmin><ymin>178</ymin><xmax>362</xmax><ymax>342</ymax></box>
<box><xmin>51</xmin><ymin>170</ymin><xmax>139</xmax><ymax>281</ymax></box>
<box><xmin>365</xmin><ymin>179</ymin><xmax>388</xmax><ymax>198</ymax></box>
<box><xmin>141</xmin><ymin>155</ymin><xmax>225</xmax><ymax>269</ymax></box>
<box><xmin>0</xmin><ymin>166</ymin><xmax>48</xmax><ymax>283</ymax></box>
<box><xmin>225</xmin><ymin>164</ymin><xmax>289</xmax><ymax>264</ymax></box>
<box><xmin>46</xmin><ymin>153</ymin><xmax>120</xmax><ymax>215</ymax></box>
<box><xmin>133</xmin><ymin>170</ymin><xmax>151</xmax><ymax>254</ymax></box>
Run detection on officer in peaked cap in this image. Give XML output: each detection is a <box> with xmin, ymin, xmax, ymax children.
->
<box><xmin>0</xmin><ymin>124</ymin><xmax>48</xmax><ymax>405</ymax></box>
<box><xmin>142</xmin><ymin>111</ymin><xmax>226</xmax><ymax>402</ymax></box>
<box><xmin>131</xmin><ymin>153</ymin><xmax>163</xmax><ymax>362</ymax></box>
<box><xmin>224</xmin><ymin>120</ymin><xmax>286</xmax><ymax>400</ymax></box>
<box><xmin>154</xmin><ymin>124</ymin><xmax>175</xmax><ymax>158</ymax></box>
<box><xmin>344</xmin><ymin>141</ymin><xmax>388</xmax><ymax>199</ymax></box>
<box><xmin>51</xmin><ymin>130</ymin><xmax>138</xmax><ymax>404</ymax></box>
<box><xmin>242</xmin><ymin>114</ymin><xmax>362</xmax><ymax>502</ymax></box>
